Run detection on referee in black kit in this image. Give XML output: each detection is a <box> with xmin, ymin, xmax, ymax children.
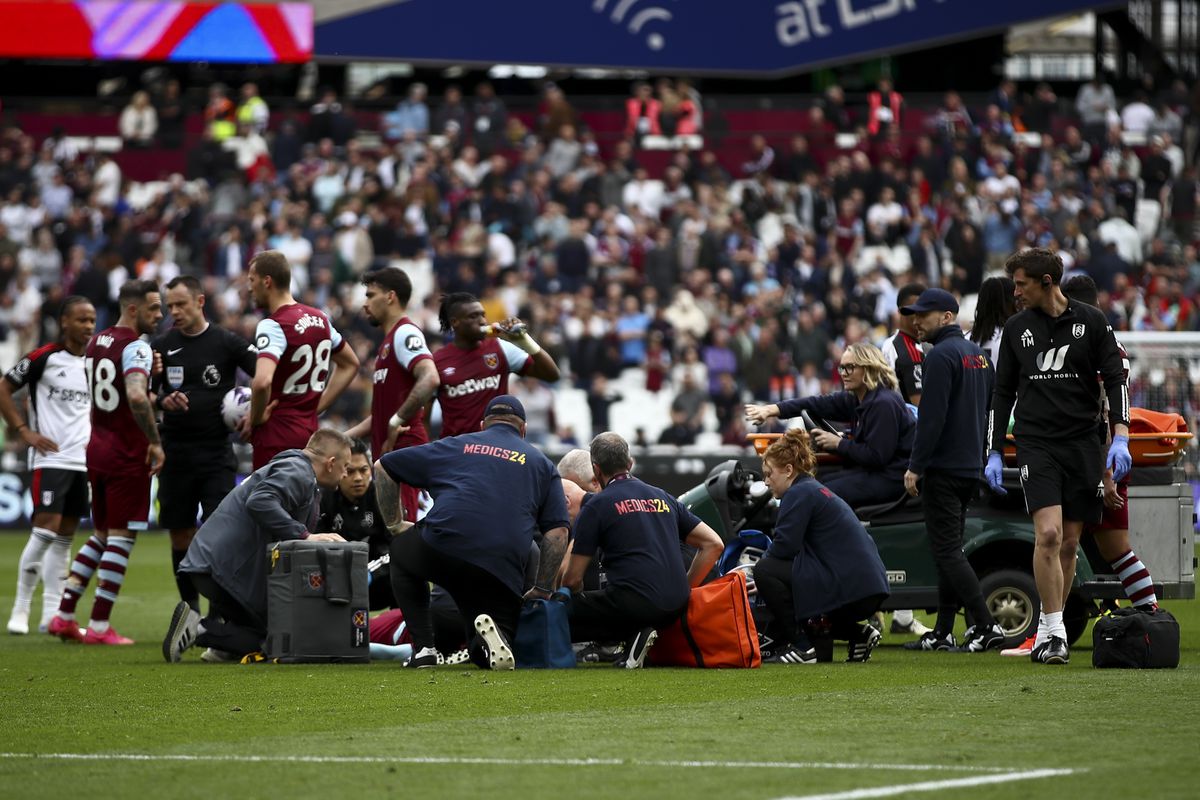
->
<box><xmin>985</xmin><ymin>248</ymin><xmax>1131</xmax><ymax>666</ymax></box>
<box><xmin>153</xmin><ymin>276</ymin><xmax>257</xmax><ymax>609</ymax></box>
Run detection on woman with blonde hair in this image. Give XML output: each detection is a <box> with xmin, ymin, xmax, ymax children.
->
<box><xmin>745</xmin><ymin>342</ymin><xmax>914</xmax><ymax>507</ymax></box>
<box><xmin>752</xmin><ymin>429</ymin><xmax>890</xmax><ymax>664</ymax></box>
<box><xmin>119</xmin><ymin>90</ymin><xmax>158</xmax><ymax>147</ymax></box>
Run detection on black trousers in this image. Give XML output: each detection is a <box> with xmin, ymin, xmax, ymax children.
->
<box><xmin>922</xmin><ymin>470</ymin><xmax>993</xmax><ymax>632</ymax></box>
<box><xmin>187</xmin><ymin>572</ymin><xmax>266</xmax><ymax>658</ymax></box>
<box><xmin>821</xmin><ymin>469</ymin><xmax>904</xmax><ymax>508</ymax></box>
<box><xmin>389</xmin><ymin>528</ymin><xmax>521</xmax><ymax>668</ymax></box>
<box><xmin>568</xmin><ymin>584</ymin><xmax>687</xmax><ymax>645</ymax></box>
<box><xmin>753</xmin><ymin>556</ymin><xmax>886</xmax><ymax>645</ymax></box>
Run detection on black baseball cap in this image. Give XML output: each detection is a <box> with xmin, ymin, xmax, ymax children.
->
<box><xmin>484</xmin><ymin>394</ymin><xmax>525</xmax><ymax>421</ymax></box>
<box><xmin>900</xmin><ymin>288</ymin><xmax>959</xmax><ymax>315</ymax></box>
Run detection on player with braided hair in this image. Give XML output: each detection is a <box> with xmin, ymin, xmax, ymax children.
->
<box><xmin>431</xmin><ymin>292</ymin><xmax>560</xmax><ymax>438</ymax></box>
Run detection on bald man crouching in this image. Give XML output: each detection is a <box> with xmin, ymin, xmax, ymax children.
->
<box><xmin>562</xmin><ymin>432</ymin><xmax>723</xmax><ymax>668</ymax></box>
<box><xmin>163</xmin><ymin>429</ymin><xmax>351</xmax><ymax>663</ymax></box>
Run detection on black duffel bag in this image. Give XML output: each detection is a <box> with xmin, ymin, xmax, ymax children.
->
<box><xmin>1092</xmin><ymin>607</ymin><xmax>1180</xmax><ymax>669</ymax></box>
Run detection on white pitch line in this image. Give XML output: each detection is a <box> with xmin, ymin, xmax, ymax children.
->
<box><xmin>776</xmin><ymin>767</ymin><xmax>1080</xmax><ymax>800</ymax></box>
<box><xmin>0</xmin><ymin>752</ymin><xmax>1010</xmax><ymax>773</ymax></box>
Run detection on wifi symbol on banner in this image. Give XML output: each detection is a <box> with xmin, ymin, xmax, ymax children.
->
<box><xmin>592</xmin><ymin>0</ymin><xmax>674</xmax><ymax>51</ymax></box>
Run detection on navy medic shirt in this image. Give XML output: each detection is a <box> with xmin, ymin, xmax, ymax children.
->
<box><xmin>572</xmin><ymin>473</ymin><xmax>702</xmax><ymax>612</ymax></box>
<box><xmin>379</xmin><ymin>422</ymin><xmax>568</xmax><ymax>596</ymax></box>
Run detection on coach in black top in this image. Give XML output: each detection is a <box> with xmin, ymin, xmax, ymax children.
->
<box><xmin>152</xmin><ymin>276</ymin><xmax>257</xmax><ymax>610</ymax></box>
<box><xmin>562</xmin><ymin>432</ymin><xmax>723</xmax><ymax>668</ymax></box>
<box><xmin>901</xmin><ymin>288</ymin><xmax>1004</xmax><ymax>653</ymax></box>
<box><xmin>317</xmin><ymin>438</ymin><xmax>394</xmax><ymax>610</ymax></box>
<box><xmin>377</xmin><ymin>395</ymin><xmax>569</xmax><ymax>670</ymax></box>
<box><xmin>985</xmin><ymin>248</ymin><xmax>1130</xmax><ymax>666</ymax></box>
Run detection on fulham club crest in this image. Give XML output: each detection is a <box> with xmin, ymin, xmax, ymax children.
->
<box><xmin>483</xmin><ymin>353</ymin><xmax>499</xmax><ymax>370</ymax></box>
<box><xmin>1072</xmin><ymin>324</ymin><xmax>1086</xmax><ymax>339</ymax></box>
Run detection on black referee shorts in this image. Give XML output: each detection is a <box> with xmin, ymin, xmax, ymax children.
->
<box><xmin>158</xmin><ymin>445</ymin><xmax>237</xmax><ymax>530</ymax></box>
<box><xmin>1016</xmin><ymin>435</ymin><xmax>1103</xmax><ymax>524</ymax></box>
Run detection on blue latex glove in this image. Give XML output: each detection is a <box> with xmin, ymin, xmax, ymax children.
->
<box><xmin>985</xmin><ymin>451</ymin><xmax>1007</xmax><ymax>496</ymax></box>
<box><xmin>1107</xmin><ymin>434</ymin><xmax>1132</xmax><ymax>483</ymax></box>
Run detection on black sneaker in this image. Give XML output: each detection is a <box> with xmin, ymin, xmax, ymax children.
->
<box><xmin>955</xmin><ymin>623</ymin><xmax>1006</xmax><ymax>653</ymax></box>
<box><xmin>846</xmin><ymin>622</ymin><xmax>882</xmax><ymax>662</ymax></box>
<box><xmin>901</xmin><ymin>631</ymin><xmax>955</xmax><ymax>651</ymax></box>
<box><xmin>765</xmin><ymin>643</ymin><xmax>818</xmax><ymax>664</ymax></box>
<box><xmin>405</xmin><ymin>646</ymin><xmax>443</xmax><ymax>668</ymax></box>
<box><xmin>576</xmin><ymin>642</ymin><xmax>620</xmax><ymax>664</ymax></box>
<box><xmin>623</xmin><ymin>627</ymin><xmax>657</xmax><ymax>669</ymax></box>
<box><xmin>1030</xmin><ymin>635</ymin><xmax>1069</xmax><ymax>665</ymax></box>
<box><xmin>162</xmin><ymin>601</ymin><xmax>201</xmax><ymax>663</ymax></box>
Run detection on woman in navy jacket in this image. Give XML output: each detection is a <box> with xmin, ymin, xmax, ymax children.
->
<box><xmin>746</xmin><ymin>342</ymin><xmax>914</xmax><ymax>508</ymax></box>
<box><xmin>752</xmin><ymin>429</ymin><xmax>890</xmax><ymax>664</ymax></box>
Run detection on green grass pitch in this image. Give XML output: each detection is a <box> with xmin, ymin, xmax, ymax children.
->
<box><xmin>0</xmin><ymin>531</ymin><xmax>1195</xmax><ymax>800</ymax></box>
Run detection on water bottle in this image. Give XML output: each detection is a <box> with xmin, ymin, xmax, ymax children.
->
<box><xmin>482</xmin><ymin>321</ymin><xmax>527</xmax><ymax>337</ymax></box>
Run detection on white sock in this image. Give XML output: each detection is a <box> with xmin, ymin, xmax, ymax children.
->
<box><xmin>1043</xmin><ymin>611</ymin><xmax>1065</xmax><ymax>641</ymax></box>
<box><xmin>39</xmin><ymin>536</ymin><xmax>73</xmax><ymax>627</ymax></box>
<box><xmin>893</xmin><ymin>609</ymin><xmax>914</xmax><ymax>626</ymax></box>
<box><xmin>12</xmin><ymin>528</ymin><xmax>55</xmax><ymax>614</ymax></box>
<box><xmin>90</xmin><ymin>619</ymin><xmax>110</xmax><ymax>634</ymax></box>
<box><xmin>1033</xmin><ymin>611</ymin><xmax>1048</xmax><ymax>648</ymax></box>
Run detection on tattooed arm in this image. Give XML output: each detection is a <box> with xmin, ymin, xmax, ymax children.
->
<box><xmin>126</xmin><ymin>371</ymin><xmax>165</xmax><ymax>476</ymax></box>
<box><xmin>373</xmin><ymin>459</ymin><xmax>407</xmax><ymax>534</ymax></box>
<box><xmin>526</xmin><ymin>527</ymin><xmax>568</xmax><ymax>599</ymax></box>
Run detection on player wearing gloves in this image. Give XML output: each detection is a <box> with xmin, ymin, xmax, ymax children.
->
<box><xmin>987</xmin><ymin>249</ymin><xmax>1130</xmax><ymax>666</ymax></box>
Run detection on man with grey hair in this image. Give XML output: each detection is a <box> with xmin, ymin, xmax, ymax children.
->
<box><xmin>563</xmin><ymin>432</ymin><xmax>723</xmax><ymax>668</ymax></box>
<box><xmin>557</xmin><ymin>448</ymin><xmax>598</xmax><ymax>492</ymax></box>
<box><xmin>558</xmin><ymin>447</ymin><xmax>599</xmax><ymax>535</ymax></box>
<box><xmin>163</xmin><ymin>429</ymin><xmax>352</xmax><ymax>663</ymax></box>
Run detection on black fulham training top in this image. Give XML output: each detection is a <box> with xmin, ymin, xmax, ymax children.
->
<box><xmin>152</xmin><ymin>324</ymin><xmax>257</xmax><ymax>445</ymax></box>
<box><xmin>989</xmin><ymin>299</ymin><xmax>1129</xmax><ymax>451</ymax></box>
<box><xmin>318</xmin><ymin>484</ymin><xmax>389</xmax><ymax>560</ymax></box>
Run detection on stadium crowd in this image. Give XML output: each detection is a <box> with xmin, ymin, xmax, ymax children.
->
<box><xmin>1</xmin><ymin>74</ymin><xmax>1198</xmax><ymax>450</ymax></box>
<box><xmin>0</xmin><ymin>72</ymin><xmax>1186</xmax><ymax>669</ymax></box>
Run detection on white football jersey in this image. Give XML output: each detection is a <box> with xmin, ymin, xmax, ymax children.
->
<box><xmin>4</xmin><ymin>343</ymin><xmax>91</xmax><ymax>471</ymax></box>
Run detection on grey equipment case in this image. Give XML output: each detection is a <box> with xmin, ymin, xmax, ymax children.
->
<box><xmin>266</xmin><ymin>539</ymin><xmax>370</xmax><ymax>663</ymax></box>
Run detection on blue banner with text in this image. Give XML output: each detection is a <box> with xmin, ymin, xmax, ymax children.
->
<box><xmin>316</xmin><ymin>0</ymin><xmax>1114</xmax><ymax>75</ymax></box>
